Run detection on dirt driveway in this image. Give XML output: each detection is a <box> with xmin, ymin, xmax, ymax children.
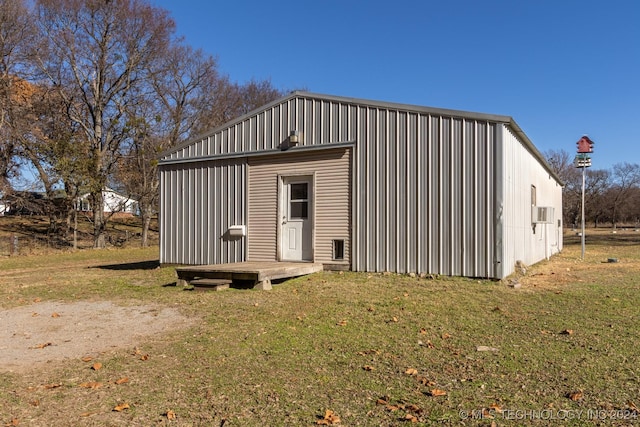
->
<box><xmin>0</xmin><ymin>300</ymin><xmax>192</xmax><ymax>373</ymax></box>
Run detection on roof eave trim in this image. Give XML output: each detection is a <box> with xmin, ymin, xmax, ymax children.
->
<box><xmin>507</xmin><ymin>119</ymin><xmax>564</xmax><ymax>185</ymax></box>
<box><xmin>158</xmin><ymin>141</ymin><xmax>355</xmax><ymax>166</ymax></box>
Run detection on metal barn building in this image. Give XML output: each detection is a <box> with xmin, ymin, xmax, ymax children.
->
<box><xmin>158</xmin><ymin>92</ymin><xmax>563</xmax><ymax>279</ymax></box>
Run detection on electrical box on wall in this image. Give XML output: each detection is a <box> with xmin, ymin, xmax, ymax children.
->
<box><xmin>228</xmin><ymin>225</ymin><xmax>246</xmax><ymax>236</ymax></box>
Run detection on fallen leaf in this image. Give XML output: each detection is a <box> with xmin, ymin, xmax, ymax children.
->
<box><xmin>79</xmin><ymin>382</ymin><xmax>103</xmax><ymax>389</ymax></box>
<box><xmin>367</xmin><ymin>306</ymin><xmax>375</xmax><ymax>312</ymax></box>
<box><xmin>80</xmin><ymin>412</ymin><xmax>98</xmax><ymax>417</ymax></box>
<box><xmin>419</xmin><ymin>340</ymin><xmax>435</xmax><ymax>348</ymax></box>
<box><xmin>416</xmin><ymin>376</ymin><xmax>435</xmax><ymax>386</ymax></box>
<box><xmin>429</xmin><ymin>389</ymin><xmax>447</xmax><ymax>397</ymax></box>
<box><xmin>81</xmin><ymin>356</ymin><xmax>93</xmax><ymax>362</ymax></box>
<box><xmin>316</xmin><ymin>409</ymin><xmax>340</xmax><ymax>425</ymax></box>
<box><xmin>51</xmin><ymin>312</ymin><xmax>60</xmax><ymax>318</ymax></box>
<box><xmin>376</xmin><ymin>397</ymin><xmax>388</xmax><ymax>405</ymax></box>
<box><xmin>91</xmin><ymin>362</ymin><xmax>103</xmax><ymax>371</ymax></box>
<box><xmin>32</xmin><ymin>342</ymin><xmax>52</xmax><ymax>349</ymax></box>
<box><xmin>6</xmin><ymin>418</ymin><xmax>19</xmax><ymax>426</ymax></box>
<box><xmin>33</xmin><ymin>298</ymin><xmax>41</xmax><ymax>303</ymax></box>
<box><xmin>165</xmin><ymin>410</ymin><xmax>177</xmax><ymax>420</ymax></box>
<box><xmin>113</xmin><ymin>402</ymin><xmax>130</xmax><ymax>412</ymax></box>
<box><xmin>560</xmin><ymin>329</ymin><xmax>575</xmax><ymax>335</ymax></box>
<box><xmin>31</xmin><ymin>312</ymin><xmax>39</xmax><ymax>317</ymax></box>
<box><xmin>404</xmin><ymin>413</ymin><xmax>418</xmax><ymax>422</ymax></box>
<box><xmin>419</xmin><ymin>328</ymin><xmax>427</xmax><ymax>335</ymax></box>
<box><xmin>114</xmin><ymin>377</ymin><xmax>129</xmax><ymax>385</ymax></box>
<box><xmin>489</xmin><ymin>403</ymin><xmax>503</xmax><ymax>413</ymax></box>
<box><xmin>29</xmin><ymin>399</ymin><xmax>40</xmax><ymax>407</ymax></box>
<box><xmin>568</xmin><ymin>391</ymin><xmax>583</xmax><ymax>401</ymax></box>
<box><xmin>363</xmin><ymin>365</ymin><xmax>375</xmax><ymax>371</ymax></box>
<box><xmin>140</xmin><ymin>354</ymin><xmax>149</xmax><ymax>361</ymax></box>
<box><xmin>392</xmin><ymin>316</ymin><xmax>398</xmax><ymax>322</ymax></box>
<box><xmin>386</xmin><ymin>404</ymin><xmax>399</xmax><ymax>412</ymax></box>
<box><xmin>41</xmin><ymin>383</ymin><xmax>62</xmax><ymax>389</ymax></box>
<box><xmin>405</xmin><ymin>368</ymin><xmax>418</xmax><ymax>376</ymax></box>
<box><xmin>336</xmin><ymin>320</ymin><xmax>347</xmax><ymax>326</ymax></box>
<box><xmin>441</xmin><ymin>333</ymin><xmax>451</xmax><ymax>339</ymax></box>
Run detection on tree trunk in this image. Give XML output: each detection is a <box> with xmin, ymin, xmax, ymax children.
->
<box><xmin>139</xmin><ymin>200</ymin><xmax>154</xmax><ymax>248</ymax></box>
<box><xmin>141</xmin><ymin>213</ymin><xmax>151</xmax><ymax>248</ymax></box>
<box><xmin>93</xmin><ymin>191</ymin><xmax>106</xmax><ymax>248</ymax></box>
<box><xmin>73</xmin><ymin>208</ymin><xmax>78</xmax><ymax>250</ymax></box>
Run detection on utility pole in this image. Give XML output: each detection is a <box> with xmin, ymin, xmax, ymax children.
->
<box><xmin>574</xmin><ymin>135</ymin><xmax>594</xmax><ymax>260</ymax></box>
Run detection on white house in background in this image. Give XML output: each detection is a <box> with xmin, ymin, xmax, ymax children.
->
<box><xmin>75</xmin><ymin>188</ymin><xmax>138</xmax><ymax>216</ymax></box>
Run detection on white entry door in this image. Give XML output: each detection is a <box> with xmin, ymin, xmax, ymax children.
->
<box><xmin>281</xmin><ymin>177</ymin><xmax>313</xmax><ymax>261</ymax></box>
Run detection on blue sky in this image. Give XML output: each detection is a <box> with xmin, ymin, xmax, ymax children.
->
<box><xmin>152</xmin><ymin>0</ymin><xmax>639</xmax><ymax>170</ymax></box>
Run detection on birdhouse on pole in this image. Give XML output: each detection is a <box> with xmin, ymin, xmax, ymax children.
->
<box><xmin>576</xmin><ymin>135</ymin><xmax>594</xmax><ymax>153</ymax></box>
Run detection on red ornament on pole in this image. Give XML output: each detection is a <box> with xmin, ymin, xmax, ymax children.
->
<box><xmin>576</xmin><ymin>135</ymin><xmax>594</xmax><ymax>153</ymax></box>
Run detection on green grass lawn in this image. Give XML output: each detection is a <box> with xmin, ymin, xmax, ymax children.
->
<box><xmin>0</xmin><ymin>230</ymin><xmax>639</xmax><ymax>426</ymax></box>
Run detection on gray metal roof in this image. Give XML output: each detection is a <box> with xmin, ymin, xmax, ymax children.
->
<box><xmin>159</xmin><ymin>91</ymin><xmax>561</xmax><ymax>184</ymax></box>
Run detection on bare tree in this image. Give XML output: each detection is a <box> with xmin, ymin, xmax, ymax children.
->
<box><xmin>0</xmin><ymin>0</ymin><xmax>35</xmax><ymax>195</ymax></box>
<box><xmin>583</xmin><ymin>169</ymin><xmax>611</xmax><ymax>228</ymax></box>
<box><xmin>117</xmin><ymin>44</ymin><xmax>285</xmax><ymax>247</ymax></box>
<box><xmin>33</xmin><ymin>0</ymin><xmax>175</xmax><ymax>248</ymax></box>
<box><xmin>193</xmin><ymin>77</ymin><xmax>285</xmax><ymax>134</ymax></box>
<box><xmin>17</xmin><ymin>80</ymin><xmax>91</xmax><ymax>244</ymax></box>
<box><xmin>606</xmin><ymin>162</ymin><xmax>640</xmax><ymax>229</ymax></box>
<box><xmin>116</xmin><ymin>43</ymin><xmax>221</xmax><ymax>246</ymax></box>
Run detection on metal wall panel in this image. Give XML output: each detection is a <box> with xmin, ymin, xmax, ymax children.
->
<box><xmin>352</xmin><ymin>106</ymin><xmax>499</xmax><ymax>277</ymax></box>
<box><xmin>247</xmin><ymin>148</ymin><xmax>351</xmax><ymax>265</ymax></box>
<box><xmin>500</xmin><ymin>125</ymin><xmax>563</xmax><ymax>273</ymax></box>
<box><xmin>159</xmin><ymin>158</ymin><xmax>246</xmax><ymax>265</ymax></box>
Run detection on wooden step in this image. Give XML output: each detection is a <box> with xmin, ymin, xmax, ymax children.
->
<box><xmin>189</xmin><ymin>278</ymin><xmax>232</xmax><ymax>291</ymax></box>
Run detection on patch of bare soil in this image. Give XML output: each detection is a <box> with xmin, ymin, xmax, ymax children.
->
<box><xmin>0</xmin><ymin>301</ymin><xmax>191</xmax><ymax>373</ymax></box>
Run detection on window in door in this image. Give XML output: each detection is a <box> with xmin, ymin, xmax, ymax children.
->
<box><xmin>289</xmin><ymin>183</ymin><xmax>308</xmax><ymax>219</ymax></box>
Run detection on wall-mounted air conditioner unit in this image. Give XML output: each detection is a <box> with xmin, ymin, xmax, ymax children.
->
<box><xmin>532</xmin><ymin>206</ymin><xmax>554</xmax><ymax>224</ymax></box>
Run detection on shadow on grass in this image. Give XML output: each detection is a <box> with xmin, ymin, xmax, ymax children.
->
<box><xmin>92</xmin><ymin>260</ymin><xmax>160</xmax><ymax>270</ymax></box>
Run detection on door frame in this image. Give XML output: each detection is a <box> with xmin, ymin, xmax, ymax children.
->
<box><xmin>277</xmin><ymin>173</ymin><xmax>315</xmax><ymax>261</ymax></box>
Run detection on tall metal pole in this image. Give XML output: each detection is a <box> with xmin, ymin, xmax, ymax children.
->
<box><xmin>581</xmin><ymin>163</ymin><xmax>586</xmax><ymax>260</ymax></box>
<box><xmin>575</xmin><ymin>135</ymin><xmax>594</xmax><ymax>260</ymax></box>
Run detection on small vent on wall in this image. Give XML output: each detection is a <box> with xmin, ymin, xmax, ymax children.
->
<box><xmin>532</xmin><ymin>206</ymin><xmax>554</xmax><ymax>224</ymax></box>
<box><xmin>333</xmin><ymin>239</ymin><xmax>345</xmax><ymax>261</ymax></box>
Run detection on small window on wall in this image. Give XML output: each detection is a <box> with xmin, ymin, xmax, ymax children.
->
<box><xmin>531</xmin><ymin>185</ymin><xmax>537</xmax><ymax>207</ymax></box>
<box><xmin>333</xmin><ymin>240</ymin><xmax>345</xmax><ymax>261</ymax></box>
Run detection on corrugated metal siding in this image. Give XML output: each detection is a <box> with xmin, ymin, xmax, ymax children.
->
<box><xmin>353</xmin><ymin>107</ymin><xmax>498</xmax><ymax>277</ymax></box>
<box><xmin>247</xmin><ymin>148</ymin><xmax>351</xmax><ymax>264</ymax></box>
<box><xmin>501</xmin><ymin>125</ymin><xmax>563</xmax><ymax>274</ymax></box>
<box><xmin>164</xmin><ymin>97</ymin><xmax>358</xmax><ymax>161</ymax></box>
<box><xmin>159</xmin><ymin>158</ymin><xmax>246</xmax><ymax>265</ymax></box>
<box><xmin>159</xmin><ymin>92</ymin><xmax>560</xmax><ymax>278</ymax></box>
